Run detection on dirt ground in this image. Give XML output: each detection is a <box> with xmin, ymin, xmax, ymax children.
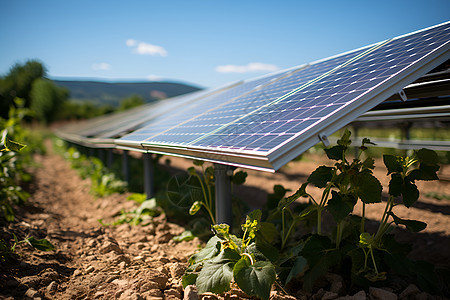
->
<box><xmin>0</xmin><ymin>144</ymin><xmax>449</xmax><ymax>299</ymax></box>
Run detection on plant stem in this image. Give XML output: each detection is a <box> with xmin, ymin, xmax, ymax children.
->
<box><xmin>336</xmin><ymin>221</ymin><xmax>343</xmax><ymax>248</ymax></box>
<box><xmin>361</xmin><ymin>202</ymin><xmax>366</xmax><ymax>233</ymax></box>
<box><xmin>370</xmin><ymin>248</ymin><xmax>379</xmax><ymax>274</ymax></box>
<box><xmin>317</xmin><ymin>207</ymin><xmax>322</xmax><ymax>235</ymax></box>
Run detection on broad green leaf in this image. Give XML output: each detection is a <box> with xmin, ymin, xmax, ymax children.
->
<box><xmin>182</xmin><ymin>273</ymin><xmax>197</xmax><ymax>288</ymax></box>
<box><xmin>248</xmin><ymin>239</ymin><xmax>279</xmax><ymax>263</ymax></box>
<box><xmin>383</xmin><ymin>155</ymin><xmax>403</xmax><ymax>175</ymax></box>
<box><xmin>326</xmin><ymin>191</ymin><xmax>356</xmax><ymax>223</ymax></box>
<box><xmin>1</xmin><ymin>204</ymin><xmax>15</xmax><ymax>222</ymax></box>
<box><xmin>308</xmin><ymin>166</ymin><xmax>333</xmax><ymax>188</ymax></box>
<box><xmin>189</xmin><ymin>201</ymin><xmax>202</xmax><ymax>215</ymax></box>
<box><xmin>257</xmin><ymin>222</ymin><xmax>279</xmax><ymax>244</ymax></box>
<box><xmin>278</xmin><ymin>183</ymin><xmax>308</xmax><ymax>208</ymax></box>
<box><xmin>25</xmin><ymin>237</ymin><xmax>55</xmax><ymax>251</ymax></box>
<box><xmin>325</xmin><ymin>145</ymin><xmax>346</xmax><ymax>161</ymax></box>
<box><xmin>402</xmin><ymin>180</ymin><xmax>419</xmax><ymax>208</ymax></box>
<box><xmin>189</xmin><ymin>236</ymin><xmax>221</xmax><ymax>264</ymax></box>
<box><xmin>362</xmin><ymin>157</ymin><xmax>375</xmax><ymax>169</ymax></box>
<box><xmin>389</xmin><ymin>173</ymin><xmax>403</xmax><ymax>197</ymax></box>
<box><xmin>233</xmin><ymin>256</ymin><xmax>276</xmax><ymax>300</ymax></box>
<box><xmin>5</xmin><ymin>138</ymin><xmax>26</xmax><ymax>152</ymax></box>
<box><xmin>196</xmin><ymin>248</ymin><xmax>240</xmax><ymax>294</ymax></box>
<box><xmin>193</xmin><ymin>160</ymin><xmax>204</xmax><ymax>166</ymax></box>
<box><xmin>416</xmin><ymin>148</ymin><xmax>439</xmax><ymax>165</ymax></box>
<box><xmin>267</xmin><ymin>184</ymin><xmax>290</xmax><ymax>210</ymax></box>
<box><xmin>285</xmin><ymin>256</ymin><xmax>307</xmax><ymax>285</ymax></box>
<box><xmin>173</xmin><ymin>230</ymin><xmax>195</xmax><ymax>242</ymax></box>
<box><xmin>301</xmin><ymin>235</ymin><xmax>332</xmax><ymax>265</ymax></box>
<box><xmin>388</xmin><ymin>212</ymin><xmax>427</xmax><ymax>232</ymax></box>
<box><xmin>355</xmin><ymin>172</ymin><xmax>382</xmax><ymax>203</ymax></box>
<box><xmin>187</xmin><ymin>166</ymin><xmax>197</xmax><ymax>176</ymax></box>
<box><xmin>232</xmin><ymin>171</ymin><xmax>247</xmax><ymax>185</ymax></box>
<box><xmin>302</xmin><ymin>249</ymin><xmax>340</xmax><ymax>292</ymax></box>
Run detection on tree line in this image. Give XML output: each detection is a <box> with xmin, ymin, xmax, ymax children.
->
<box><xmin>0</xmin><ymin>60</ymin><xmax>145</xmax><ymax>124</ymax></box>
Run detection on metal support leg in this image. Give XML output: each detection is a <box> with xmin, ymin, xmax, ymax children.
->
<box><xmin>214</xmin><ymin>163</ymin><xmax>233</xmax><ymax>226</ymax></box>
<box><xmin>143</xmin><ymin>153</ymin><xmax>155</xmax><ymax>199</ymax></box>
<box><xmin>107</xmin><ymin>149</ymin><xmax>114</xmax><ymax>169</ymax></box>
<box><xmin>98</xmin><ymin>148</ymin><xmax>105</xmax><ymax>164</ymax></box>
<box><xmin>122</xmin><ymin>150</ymin><xmax>130</xmax><ymax>183</ymax></box>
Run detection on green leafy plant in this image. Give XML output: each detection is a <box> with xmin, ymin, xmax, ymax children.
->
<box><xmin>260</xmin><ymin>130</ymin><xmax>441</xmax><ymax>292</ymax></box>
<box><xmin>58</xmin><ymin>143</ymin><xmax>127</xmax><ymax>197</ymax></box>
<box><xmin>1</xmin><ymin>234</ymin><xmax>55</xmax><ymax>262</ymax></box>
<box><xmin>99</xmin><ymin>197</ymin><xmax>162</xmax><ymax>226</ymax></box>
<box><xmin>167</xmin><ymin>160</ymin><xmax>247</xmax><ymax>224</ymax></box>
<box><xmin>183</xmin><ymin>210</ymin><xmax>277</xmax><ymax>300</ymax></box>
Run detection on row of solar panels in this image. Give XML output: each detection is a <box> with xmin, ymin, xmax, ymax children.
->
<box><xmin>56</xmin><ymin>21</ymin><xmax>450</xmax><ymax>172</ymax></box>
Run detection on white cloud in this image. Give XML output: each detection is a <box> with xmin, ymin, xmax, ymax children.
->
<box><xmin>126</xmin><ymin>39</ymin><xmax>168</xmax><ymax>57</ymax></box>
<box><xmin>146</xmin><ymin>74</ymin><xmax>163</xmax><ymax>81</ymax></box>
<box><xmin>126</xmin><ymin>39</ymin><xmax>137</xmax><ymax>47</ymax></box>
<box><xmin>92</xmin><ymin>63</ymin><xmax>111</xmax><ymax>71</ymax></box>
<box><xmin>216</xmin><ymin>62</ymin><xmax>279</xmax><ymax>73</ymax></box>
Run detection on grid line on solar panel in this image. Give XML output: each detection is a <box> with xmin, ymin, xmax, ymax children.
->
<box><xmin>139</xmin><ymin>46</ymin><xmax>371</xmax><ymax>146</ymax></box>
<box><xmin>186</xmin><ymin>21</ymin><xmax>449</xmax><ymax>153</ymax></box>
<box><xmin>118</xmin><ymin>69</ymin><xmax>296</xmax><ymax>144</ymax></box>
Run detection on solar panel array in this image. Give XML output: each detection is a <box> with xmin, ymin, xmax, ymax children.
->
<box><xmin>57</xmin><ymin>22</ymin><xmax>450</xmax><ymax>172</ymax></box>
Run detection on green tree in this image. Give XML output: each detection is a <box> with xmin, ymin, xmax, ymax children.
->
<box><xmin>118</xmin><ymin>94</ymin><xmax>144</xmax><ymax>111</ymax></box>
<box><xmin>0</xmin><ymin>60</ymin><xmax>46</xmax><ymax>117</ymax></box>
<box><xmin>30</xmin><ymin>79</ymin><xmax>68</xmax><ymax>124</ymax></box>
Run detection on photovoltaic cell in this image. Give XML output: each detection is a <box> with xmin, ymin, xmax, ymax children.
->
<box><xmin>116</xmin><ymin>22</ymin><xmax>450</xmax><ymax>171</ymax></box>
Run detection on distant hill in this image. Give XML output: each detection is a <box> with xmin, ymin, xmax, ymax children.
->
<box><xmin>54</xmin><ymin>80</ymin><xmax>202</xmax><ymax>107</ymax></box>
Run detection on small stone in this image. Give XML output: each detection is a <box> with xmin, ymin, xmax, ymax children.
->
<box><xmin>100</xmin><ymin>240</ymin><xmax>122</xmax><ymax>254</ymax></box>
<box><xmin>312</xmin><ymin>288</ymin><xmax>325</xmax><ymax>300</ymax></box>
<box><xmin>183</xmin><ymin>285</ymin><xmax>198</xmax><ymax>300</ymax></box>
<box><xmin>94</xmin><ymin>291</ymin><xmax>105</xmax><ymax>298</ymax></box>
<box><xmin>352</xmin><ymin>290</ymin><xmax>367</xmax><ymax>300</ymax></box>
<box><xmin>415</xmin><ymin>292</ymin><xmax>433</xmax><ymax>300</ymax></box>
<box><xmin>399</xmin><ymin>284</ymin><xmax>420</xmax><ymax>299</ymax></box>
<box><xmin>143</xmin><ymin>289</ymin><xmax>164</xmax><ymax>297</ymax></box>
<box><xmin>25</xmin><ymin>288</ymin><xmax>39</xmax><ymax>298</ymax></box>
<box><xmin>338</xmin><ymin>290</ymin><xmax>366</xmax><ymax>300</ymax></box>
<box><xmin>6</xmin><ymin>279</ymin><xmax>19</xmax><ymax>287</ymax></box>
<box><xmin>118</xmin><ymin>261</ymin><xmax>127</xmax><ymax>269</ymax></box>
<box><xmin>169</xmin><ymin>262</ymin><xmax>186</xmax><ymax>278</ymax></box>
<box><xmin>46</xmin><ymin>281</ymin><xmax>58</xmax><ymax>293</ymax></box>
<box><xmin>119</xmin><ymin>289</ymin><xmax>141</xmax><ymax>300</ymax></box>
<box><xmin>151</xmin><ymin>244</ymin><xmax>159</xmax><ymax>252</ymax></box>
<box><xmin>85</xmin><ymin>265</ymin><xmax>95</xmax><ymax>274</ymax></box>
<box><xmin>140</xmin><ymin>281</ymin><xmax>160</xmax><ymax>293</ymax></box>
<box><xmin>369</xmin><ymin>287</ymin><xmax>397</xmax><ymax>300</ymax></box>
<box><xmin>151</xmin><ymin>273</ymin><xmax>169</xmax><ymax>289</ymax></box>
<box><xmin>322</xmin><ymin>291</ymin><xmax>338</xmax><ymax>300</ymax></box>
<box><xmin>165</xmin><ymin>288</ymin><xmax>182</xmax><ymax>299</ymax></box>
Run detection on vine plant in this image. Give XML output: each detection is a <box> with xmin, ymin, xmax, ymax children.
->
<box><xmin>184</xmin><ymin>130</ymin><xmax>443</xmax><ymax>297</ymax></box>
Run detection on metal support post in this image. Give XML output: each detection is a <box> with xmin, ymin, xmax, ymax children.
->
<box><xmin>143</xmin><ymin>153</ymin><xmax>155</xmax><ymax>199</ymax></box>
<box><xmin>98</xmin><ymin>148</ymin><xmax>105</xmax><ymax>164</ymax></box>
<box><xmin>107</xmin><ymin>149</ymin><xmax>114</xmax><ymax>169</ymax></box>
<box><xmin>122</xmin><ymin>150</ymin><xmax>130</xmax><ymax>183</ymax></box>
<box><xmin>214</xmin><ymin>163</ymin><xmax>233</xmax><ymax>226</ymax></box>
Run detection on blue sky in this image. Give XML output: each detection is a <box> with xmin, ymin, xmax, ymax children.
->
<box><xmin>1</xmin><ymin>1</ymin><xmax>449</xmax><ymax>89</ymax></box>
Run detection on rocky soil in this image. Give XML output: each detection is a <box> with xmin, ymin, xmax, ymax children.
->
<box><xmin>0</xmin><ymin>145</ymin><xmax>449</xmax><ymax>299</ymax></box>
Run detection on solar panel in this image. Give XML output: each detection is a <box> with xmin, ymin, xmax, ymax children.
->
<box><xmin>117</xmin><ymin>22</ymin><xmax>449</xmax><ymax>171</ymax></box>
